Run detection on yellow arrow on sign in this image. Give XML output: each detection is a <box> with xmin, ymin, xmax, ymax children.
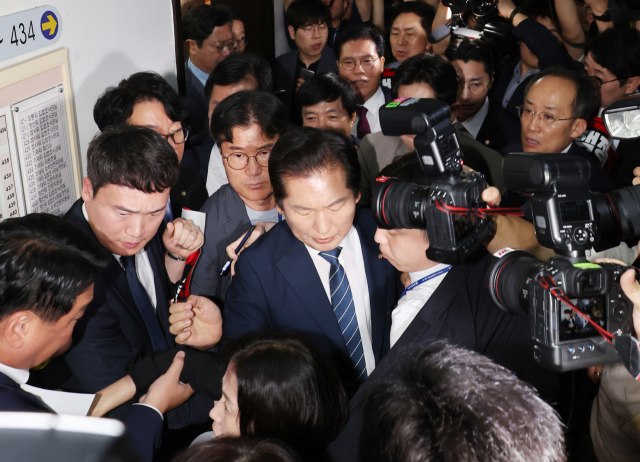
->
<box><xmin>42</xmin><ymin>15</ymin><xmax>57</xmax><ymax>36</ymax></box>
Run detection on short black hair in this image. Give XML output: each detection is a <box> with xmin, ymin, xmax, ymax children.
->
<box><xmin>204</xmin><ymin>53</ymin><xmax>273</xmax><ymax>103</ymax></box>
<box><xmin>334</xmin><ymin>25</ymin><xmax>385</xmax><ymax>60</ymax></box>
<box><xmin>360</xmin><ymin>343</ymin><xmax>566</xmax><ymax>462</ymax></box>
<box><xmin>182</xmin><ymin>5</ymin><xmax>232</xmax><ymax>47</ymax></box>
<box><xmin>444</xmin><ymin>38</ymin><xmax>495</xmax><ymax>80</ymax></box>
<box><xmin>87</xmin><ymin>125</ymin><xmax>180</xmax><ymax>196</ymax></box>
<box><xmin>174</xmin><ymin>437</ymin><xmax>301</xmax><ymax>462</ymax></box>
<box><xmin>218</xmin><ymin>4</ymin><xmax>246</xmax><ymax>24</ymax></box>
<box><xmin>390</xmin><ymin>2</ymin><xmax>436</xmax><ymax>34</ymax></box>
<box><xmin>270</xmin><ymin>128</ymin><xmax>360</xmax><ymax>207</ymax></box>
<box><xmin>391</xmin><ymin>54</ymin><xmax>459</xmax><ymax>106</ymax></box>
<box><xmin>296</xmin><ymin>73</ymin><xmax>357</xmax><ymax>117</ymax></box>
<box><xmin>586</xmin><ymin>27</ymin><xmax>640</xmax><ymax>83</ymax></box>
<box><xmin>93</xmin><ymin>72</ymin><xmax>187</xmax><ymax>130</ymax></box>
<box><xmin>210</xmin><ymin>91</ymin><xmax>288</xmax><ymax>148</ymax></box>
<box><xmin>524</xmin><ymin>67</ymin><xmax>597</xmax><ymax>119</ymax></box>
<box><xmin>286</xmin><ymin>0</ymin><xmax>332</xmax><ymax>30</ymax></box>
<box><xmin>0</xmin><ymin>214</ymin><xmax>110</xmax><ymax>323</ymax></box>
<box><xmin>229</xmin><ymin>333</ymin><xmax>348</xmax><ymax>460</ymax></box>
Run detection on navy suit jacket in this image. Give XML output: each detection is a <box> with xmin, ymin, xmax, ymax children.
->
<box><xmin>326</xmin><ymin>252</ymin><xmax>560</xmax><ymax>462</ymax></box>
<box><xmin>474</xmin><ymin>97</ymin><xmax>522</xmax><ymax>151</ymax></box>
<box><xmin>181</xmin><ymin>139</ymin><xmax>215</xmax><ymax>184</ymax></box>
<box><xmin>184</xmin><ymin>61</ymin><xmax>209</xmax><ymax>145</ymax></box>
<box><xmin>0</xmin><ymin>371</ymin><xmax>161</xmax><ymax>462</ymax></box>
<box><xmin>223</xmin><ymin>208</ymin><xmax>397</xmax><ymax>390</ymax></box>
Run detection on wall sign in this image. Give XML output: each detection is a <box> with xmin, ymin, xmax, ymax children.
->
<box><xmin>0</xmin><ymin>6</ymin><xmax>61</xmax><ymax>62</ymax></box>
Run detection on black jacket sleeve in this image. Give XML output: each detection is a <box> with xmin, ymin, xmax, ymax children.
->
<box><xmin>513</xmin><ymin>18</ymin><xmax>574</xmax><ymax>70</ymax></box>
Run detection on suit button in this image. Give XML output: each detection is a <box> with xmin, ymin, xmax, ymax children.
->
<box><xmin>485</xmin><ymin>140</ymin><xmax>490</xmax><ymax>145</ymax></box>
<box><xmin>181</xmin><ymin>191</ymin><xmax>186</xmax><ymax>196</ymax></box>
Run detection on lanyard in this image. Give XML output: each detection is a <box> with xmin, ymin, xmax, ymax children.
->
<box><xmin>399</xmin><ymin>266</ymin><xmax>452</xmax><ymax>300</ymax></box>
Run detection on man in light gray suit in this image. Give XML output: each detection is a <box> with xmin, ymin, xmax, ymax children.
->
<box><xmin>358</xmin><ymin>54</ymin><xmax>506</xmax><ymax>207</ymax></box>
<box><xmin>189</xmin><ymin>91</ymin><xmax>288</xmax><ymax>305</ymax></box>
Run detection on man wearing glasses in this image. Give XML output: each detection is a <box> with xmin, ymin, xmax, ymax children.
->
<box><xmin>503</xmin><ymin>67</ymin><xmax>615</xmax><ymax>193</ymax></box>
<box><xmin>274</xmin><ymin>0</ymin><xmax>339</xmax><ymax>120</ymax></box>
<box><xmin>334</xmin><ymin>25</ymin><xmax>390</xmax><ymax>140</ymax></box>
<box><xmin>183</xmin><ymin>5</ymin><xmax>236</xmax><ymax>142</ymax></box>
<box><xmin>445</xmin><ymin>39</ymin><xmax>520</xmax><ymax>151</ymax></box>
<box><xmin>189</xmin><ymin>91</ymin><xmax>288</xmax><ymax>306</ymax></box>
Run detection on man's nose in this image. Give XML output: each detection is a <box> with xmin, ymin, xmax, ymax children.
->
<box><xmin>245</xmin><ymin>156</ymin><xmax>262</xmax><ymax>176</ymax></box>
<box><xmin>125</xmin><ymin>215</ymin><xmax>145</xmax><ymax>238</ymax></box>
<box><xmin>314</xmin><ymin>211</ymin><xmax>331</xmax><ymax>235</ymax></box>
<box><xmin>527</xmin><ymin>113</ymin><xmax>542</xmax><ymax>131</ymax></box>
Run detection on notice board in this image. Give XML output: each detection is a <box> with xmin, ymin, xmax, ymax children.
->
<box><xmin>0</xmin><ymin>48</ymin><xmax>81</xmax><ymax>220</ymax></box>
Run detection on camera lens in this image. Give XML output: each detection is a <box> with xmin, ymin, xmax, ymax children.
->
<box><xmin>373</xmin><ymin>179</ymin><xmax>431</xmax><ymax>229</ymax></box>
<box><xmin>487</xmin><ymin>250</ymin><xmax>545</xmax><ymax>315</ymax></box>
<box><xmin>593</xmin><ymin>185</ymin><xmax>640</xmax><ymax>250</ymax></box>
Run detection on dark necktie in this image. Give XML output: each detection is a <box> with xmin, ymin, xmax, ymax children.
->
<box><xmin>356</xmin><ymin>106</ymin><xmax>371</xmax><ymax>140</ymax></box>
<box><xmin>164</xmin><ymin>199</ymin><xmax>174</xmax><ymax>225</ymax></box>
<box><xmin>121</xmin><ymin>255</ymin><xmax>169</xmax><ymax>351</ymax></box>
<box><xmin>318</xmin><ymin>247</ymin><xmax>367</xmax><ymax>381</ymax></box>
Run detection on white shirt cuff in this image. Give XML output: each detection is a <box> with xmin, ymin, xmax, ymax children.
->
<box><xmin>132</xmin><ymin>402</ymin><xmax>164</xmax><ymax>421</ymax></box>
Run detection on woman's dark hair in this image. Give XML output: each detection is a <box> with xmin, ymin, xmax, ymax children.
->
<box><xmin>391</xmin><ymin>54</ymin><xmax>459</xmax><ymax>106</ymax></box>
<box><xmin>444</xmin><ymin>38</ymin><xmax>495</xmax><ymax>80</ymax></box>
<box><xmin>228</xmin><ymin>333</ymin><xmax>348</xmax><ymax>460</ymax></box>
<box><xmin>269</xmin><ymin>127</ymin><xmax>360</xmax><ymax>207</ymax></box>
<box><xmin>182</xmin><ymin>4</ymin><xmax>232</xmax><ymax>47</ymax></box>
<box><xmin>286</xmin><ymin>0</ymin><xmax>332</xmax><ymax>31</ymax></box>
<box><xmin>524</xmin><ymin>67</ymin><xmax>597</xmax><ymax>119</ymax></box>
<box><xmin>173</xmin><ymin>437</ymin><xmax>302</xmax><ymax>462</ymax></box>
<box><xmin>390</xmin><ymin>2</ymin><xmax>436</xmax><ymax>34</ymax></box>
<box><xmin>93</xmin><ymin>71</ymin><xmax>187</xmax><ymax>130</ymax></box>
<box><xmin>87</xmin><ymin>125</ymin><xmax>180</xmax><ymax>196</ymax></box>
<box><xmin>334</xmin><ymin>25</ymin><xmax>385</xmax><ymax>60</ymax></box>
<box><xmin>0</xmin><ymin>214</ymin><xmax>110</xmax><ymax>323</ymax></box>
<box><xmin>586</xmin><ymin>27</ymin><xmax>640</xmax><ymax>83</ymax></box>
<box><xmin>296</xmin><ymin>73</ymin><xmax>358</xmax><ymax>117</ymax></box>
<box><xmin>204</xmin><ymin>53</ymin><xmax>273</xmax><ymax>103</ymax></box>
<box><xmin>210</xmin><ymin>91</ymin><xmax>288</xmax><ymax>147</ymax></box>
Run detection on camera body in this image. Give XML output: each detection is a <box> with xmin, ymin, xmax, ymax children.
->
<box><xmin>487</xmin><ymin>153</ymin><xmax>640</xmax><ymax>371</ymax></box>
<box><xmin>373</xmin><ymin>98</ymin><xmax>493</xmax><ymax>264</ymax></box>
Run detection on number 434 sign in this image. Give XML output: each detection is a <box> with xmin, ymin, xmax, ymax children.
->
<box><xmin>0</xmin><ymin>6</ymin><xmax>61</xmax><ymax>63</ymax></box>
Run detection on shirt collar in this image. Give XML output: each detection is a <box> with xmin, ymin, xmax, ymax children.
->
<box><xmin>363</xmin><ymin>86</ymin><xmax>385</xmax><ymax>111</ymax></box>
<box><xmin>562</xmin><ymin>143</ymin><xmax>572</xmax><ymax>153</ymax></box>
<box><xmin>187</xmin><ymin>58</ymin><xmax>210</xmax><ymax>88</ymax></box>
<box><xmin>409</xmin><ymin>263</ymin><xmax>450</xmax><ymax>284</ymax></box>
<box><xmin>514</xmin><ymin>61</ymin><xmax>539</xmax><ymax>81</ymax></box>
<box><xmin>460</xmin><ymin>97</ymin><xmax>490</xmax><ymax>139</ymax></box>
<box><xmin>0</xmin><ymin>361</ymin><xmax>29</xmax><ymax>385</ymax></box>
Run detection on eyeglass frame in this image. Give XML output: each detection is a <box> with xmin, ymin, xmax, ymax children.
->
<box><xmin>222</xmin><ymin>152</ymin><xmax>270</xmax><ymax>170</ymax></box>
<box><xmin>212</xmin><ymin>39</ymin><xmax>238</xmax><ymax>53</ymax></box>
<box><xmin>338</xmin><ymin>56</ymin><xmax>381</xmax><ymax>72</ymax></box>
<box><xmin>516</xmin><ymin>106</ymin><xmax>576</xmax><ymax>125</ymax></box>
<box><xmin>159</xmin><ymin>126</ymin><xmax>190</xmax><ymax>145</ymax></box>
<box><xmin>460</xmin><ymin>81</ymin><xmax>490</xmax><ymax>96</ymax></box>
<box><xmin>298</xmin><ymin>23</ymin><xmax>329</xmax><ymax>36</ymax></box>
<box><xmin>590</xmin><ymin>76</ymin><xmax>624</xmax><ymax>87</ymax></box>
<box><xmin>236</xmin><ymin>36</ymin><xmax>248</xmax><ymax>48</ymax></box>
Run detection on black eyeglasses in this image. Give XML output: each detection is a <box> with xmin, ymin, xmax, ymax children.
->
<box><xmin>160</xmin><ymin>127</ymin><xmax>190</xmax><ymax>145</ymax></box>
<box><xmin>590</xmin><ymin>76</ymin><xmax>623</xmax><ymax>87</ymax></box>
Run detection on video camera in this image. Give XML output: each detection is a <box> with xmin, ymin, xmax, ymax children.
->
<box><xmin>372</xmin><ymin>98</ymin><xmax>493</xmax><ymax>265</ymax></box>
<box><xmin>487</xmin><ymin>153</ymin><xmax>640</xmax><ymax>371</ymax></box>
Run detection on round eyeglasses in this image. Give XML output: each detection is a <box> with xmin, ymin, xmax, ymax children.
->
<box><xmin>223</xmin><ymin>152</ymin><xmax>270</xmax><ymax>170</ymax></box>
<box><xmin>339</xmin><ymin>57</ymin><xmax>380</xmax><ymax>72</ymax></box>
<box><xmin>461</xmin><ymin>81</ymin><xmax>489</xmax><ymax>96</ymax></box>
<box><xmin>160</xmin><ymin>127</ymin><xmax>190</xmax><ymax>145</ymax></box>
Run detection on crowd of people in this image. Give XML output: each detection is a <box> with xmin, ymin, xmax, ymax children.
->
<box><xmin>1</xmin><ymin>0</ymin><xmax>640</xmax><ymax>461</ymax></box>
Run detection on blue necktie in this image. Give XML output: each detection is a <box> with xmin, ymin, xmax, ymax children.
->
<box><xmin>319</xmin><ymin>247</ymin><xmax>367</xmax><ymax>381</ymax></box>
<box><xmin>121</xmin><ymin>255</ymin><xmax>169</xmax><ymax>351</ymax></box>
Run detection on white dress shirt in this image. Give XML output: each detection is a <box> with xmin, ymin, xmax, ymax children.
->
<box><xmin>304</xmin><ymin>226</ymin><xmax>375</xmax><ymax>374</ymax></box>
<box><xmin>205</xmin><ymin>144</ymin><xmax>229</xmax><ymax>196</ymax></box>
<box><xmin>82</xmin><ymin>203</ymin><xmax>157</xmax><ymax>308</ymax></box>
<box><xmin>351</xmin><ymin>86</ymin><xmax>385</xmax><ymax>137</ymax></box>
<box><xmin>390</xmin><ymin>263</ymin><xmax>450</xmax><ymax>348</ymax></box>
<box><xmin>0</xmin><ymin>361</ymin><xmax>29</xmax><ymax>385</ymax></box>
<box><xmin>459</xmin><ymin>97</ymin><xmax>490</xmax><ymax>139</ymax></box>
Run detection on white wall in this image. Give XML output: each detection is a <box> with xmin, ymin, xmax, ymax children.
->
<box><xmin>0</xmin><ymin>0</ymin><xmax>178</xmax><ymax>173</ymax></box>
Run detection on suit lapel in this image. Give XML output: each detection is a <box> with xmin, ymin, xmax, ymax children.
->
<box><xmin>0</xmin><ymin>372</ymin><xmax>55</xmax><ymax>413</ymax></box>
<box><xmin>147</xmin><ymin>235</ymin><xmax>175</xmax><ymax>347</ymax></box>
<box><xmin>274</xmin><ymin>225</ymin><xmax>349</xmax><ymax>358</ymax></box>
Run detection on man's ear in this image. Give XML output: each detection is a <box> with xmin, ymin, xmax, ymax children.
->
<box><xmin>570</xmin><ymin>118</ymin><xmax>588</xmax><ymax>139</ymax></box>
<box><xmin>3</xmin><ymin>312</ymin><xmax>32</xmax><ymax>349</ymax></box>
<box><xmin>288</xmin><ymin>26</ymin><xmax>296</xmax><ymax>41</ymax></box>
<box><xmin>276</xmin><ymin>202</ymin><xmax>285</xmax><ymax>215</ymax></box>
<box><xmin>425</xmin><ymin>40</ymin><xmax>433</xmax><ymax>53</ymax></box>
<box><xmin>355</xmin><ymin>192</ymin><xmax>361</xmax><ymax>204</ymax></box>
<box><xmin>81</xmin><ymin>177</ymin><xmax>94</xmax><ymax>203</ymax></box>
<box><xmin>379</xmin><ymin>56</ymin><xmax>385</xmax><ymax>71</ymax></box>
<box><xmin>186</xmin><ymin>39</ymin><xmax>201</xmax><ymax>57</ymax></box>
<box><xmin>350</xmin><ymin>111</ymin><xmax>357</xmax><ymax>127</ymax></box>
<box><xmin>624</xmin><ymin>76</ymin><xmax>640</xmax><ymax>96</ymax></box>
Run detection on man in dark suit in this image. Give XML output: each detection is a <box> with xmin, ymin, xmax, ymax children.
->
<box><xmin>0</xmin><ymin>214</ymin><xmax>194</xmax><ymax>462</ymax></box>
<box><xmin>93</xmin><ymin>71</ymin><xmax>209</xmax><ymax>218</ymax></box>
<box><xmin>189</xmin><ymin>91</ymin><xmax>288</xmax><ymax>306</ymax></box>
<box><xmin>326</xmin><ymin>152</ymin><xmax>559</xmax><ymax>462</ymax></box>
<box><xmin>274</xmin><ymin>0</ymin><xmax>339</xmax><ymax>120</ymax></box>
<box><xmin>181</xmin><ymin>52</ymin><xmax>273</xmax><ymax>195</ymax></box>
<box><xmin>58</xmin><ymin>126</ymin><xmax>215</xmax><ymax>429</ymax></box>
<box><xmin>174</xmin><ymin>129</ymin><xmax>398</xmax><ymax>392</ymax></box>
<box><xmin>445</xmin><ymin>38</ymin><xmax>521</xmax><ymax>151</ymax></box>
<box><xmin>182</xmin><ymin>5</ymin><xmax>234</xmax><ymax>141</ymax></box>
<box><xmin>501</xmin><ymin>67</ymin><xmax>615</xmax><ymax>193</ymax></box>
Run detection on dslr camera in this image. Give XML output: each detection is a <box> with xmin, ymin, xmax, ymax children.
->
<box><xmin>487</xmin><ymin>153</ymin><xmax>640</xmax><ymax>371</ymax></box>
<box><xmin>372</xmin><ymin>98</ymin><xmax>493</xmax><ymax>265</ymax></box>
